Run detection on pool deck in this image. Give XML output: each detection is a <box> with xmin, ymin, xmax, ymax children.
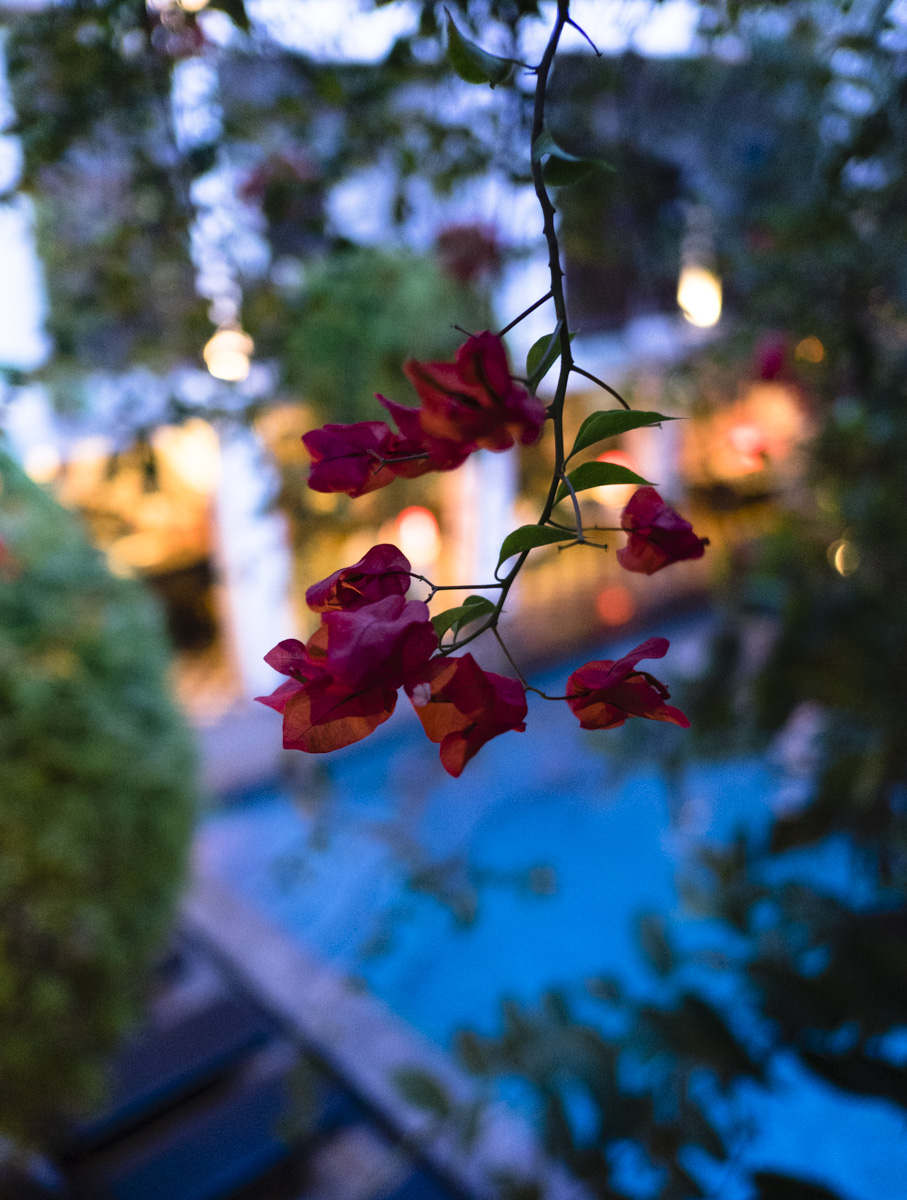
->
<box><xmin>183</xmin><ymin>867</ymin><xmax>589</xmax><ymax>1200</ymax></box>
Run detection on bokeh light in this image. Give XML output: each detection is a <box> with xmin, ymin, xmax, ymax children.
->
<box><xmin>596</xmin><ymin>584</ymin><xmax>636</xmax><ymax>626</ymax></box>
<box><xmin>677</xmin><ymin>265</ymin><xmax>722</xmax><ymax>327</ymax></box>
<box><xmin>395</xmin><ymin>506</ymin><xmax>441</xmax><ymax>566</ymax></box>
<box><xmin>203</xmin><ymin>327</ymin><xmax>253</xmax><ymax>382</ymax></box>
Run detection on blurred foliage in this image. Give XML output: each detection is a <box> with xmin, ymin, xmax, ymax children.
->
<box><xmin>258</xmin><ymin>245</ymin><xmax>491</xmax><ymax>424</ymax></box>
<box><xmin>0</xmin><ymin>451</ymin><xmax>196</xmax><ymax>1145</ymax></box>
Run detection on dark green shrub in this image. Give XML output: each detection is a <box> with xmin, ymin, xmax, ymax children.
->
<box><xmin>0</xmin><ymin>450</ymin><xmax>196</xmax><ymax>1145</ymax></box>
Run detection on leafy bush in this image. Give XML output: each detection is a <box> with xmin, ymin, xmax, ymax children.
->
<box><xmin>0</xmin><ymin>451</ymin><xmax>196</xmax><ymax>1145</ymax></box>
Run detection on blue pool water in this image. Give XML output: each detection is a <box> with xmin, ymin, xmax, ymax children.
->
<box><xmin>199</xmin><ymin>618</ymin><xmax>907</xmax><ymax>1200</ymax></box>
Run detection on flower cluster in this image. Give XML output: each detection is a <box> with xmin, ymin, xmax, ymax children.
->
<box><xmin>302</xmin><ymin>332</ymin><xmax>546</xmax><ymax>497</ymax></box>
<box><xmin>256</xmin><ymin>545</ymin><xmax>528</xmax><ymax>776</ymax></box>
<box><xmin>258</xmin><ymin>538</ymin><xmax>692</xmax><ymax>774</ymax></box>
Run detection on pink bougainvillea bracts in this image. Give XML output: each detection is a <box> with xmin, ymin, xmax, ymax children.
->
<box><xmin>405</xmin><ymin>653</ymin><xmax>528</xmax><ymax>777</ymax></box>
<box><xmin>320</xmin><ymin>595</ymin><xmax>438</xmax><ymax>690</ymax></box>
<box><xmin>262</xmin><ymin>13</ymin><xmax>698</xmax><ymax>777</ymax></box>
<box><xmin>255</xmin><ymin>633</ymin><xmax>396</xmax><ymax>753</ymax></box>
<box><xmin>305</xmin><ymin>544</ymin><xmax>411</xmax><ymax>613</ymax></box>
<box><xmin>617</xmin><ymin>487</ymin><xmax>709</xmax><ymax>575</ymax></box>
<box><xmin>377</xmin><ymin>395</ymin><xmax>473</xmax><ymax>474</ymax></box>
<box><xmin>255</xmin><ymin>586</ymin><xmax>438</xmax><ymax>753</ymax></box>
<box><xmin>300</xmin><ymin>333</ymin><xmax>544</xmax><ymax>497</ymax></box>
<box><xmin>404</xmin><ymin>332</ymin><xmax>546</xmax><ymax>452</ymax></box>
<box><xmin>302</xmin><ymin>421</ymin><xmax>424</xmax><ymax>498</ymax></box>
<box><xmin>566</xmin><ymin>637</ymin><xmax>690</xmax><ymax>732</ymax></box>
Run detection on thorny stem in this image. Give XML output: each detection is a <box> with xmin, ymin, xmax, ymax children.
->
<box><xmin>438</xmin><ymin>1</ymin><xmax>630</xmax><ymax>670</ymax></box>
<box><xmin>443</xmin><ymin>0</ymin><xmax>575</xmax><ymax>659</ymax></box>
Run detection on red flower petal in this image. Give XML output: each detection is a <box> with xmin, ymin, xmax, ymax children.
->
<box><xmin>617</xmin><ymin>488</ymin><xmax>708</xmax><ymax>575</ymax></box>
<box><xmin>306</xmin><ymin>544</ymin><xmax>412</xmax><ymax>613</ymax></box>
<box><xmin>404</xmin><ymin>332</ymin><xmax>545</xmax><ymax>453</ymax></box>
<box><xmin>281</xmin><ymin>675</ymin><xmax>398</xmax><ymax>753</ymax></box>
<box><xmin>322</xmin><ymin>594</ymin><xmax>438</xmax><ymax>690</ymax></box>
<box><xmin>378</xmin><ymin>395</ymin><xmax>473</xmax><ymax>472</ymax></box>
<box><xmin>566</xmin><ymin>638</ymin><xmax>689</xmax><ymax>731</ymax></box>
<box><xmin>302</xmin><ymin>421</ymin><xmax>423</xmax><ymax>497</ymax></box>
<box><xmin>405</xmin><ymin>653</ymin><xmax>527</xmax><ymax>777</ymax></box>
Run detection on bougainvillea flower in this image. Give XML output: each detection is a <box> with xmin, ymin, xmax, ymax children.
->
<box><xmin>256</xmin><ymin>633</ymin><xmax>398</xmax><ymax>753</ymax></box>
<box><xmin>306</xmin><ymin>544</ymin><xmax>412</xmax><ymax>613</ymax></box>
<box><xmin>566</xmin><ymin>637</ymin><xmax>689</xmax><ymax>731</ymax></box>
<box><xmin>322</xmin><ymin>594</ymin><xmax>438</xmax><ymax>690</ymax></box>
<box><xmin>378</xmin><ymin>395</ymin><xmax>473</xmax><ymax>473</ymax></box>
<box><xmin>404</xmin><ymin>332</ymin><xmax>546</xmax><ymax>452</ymax></box>
<box><xmin>302</xmin><ymin>420</ymin><xmax>425</xmax><ymax>497</ymax></box>
<box><xmin>405</xmin><ymin>653</ymin><xmax>528</xmax><ymax>777</ymax></box>
<box><xmin>617</xmin><ymin>487</ymin><xmax>709</xmax><ymax>575</ymax></box>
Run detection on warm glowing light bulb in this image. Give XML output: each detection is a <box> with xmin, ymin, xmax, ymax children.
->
<box><xmin>678</xmin><ymin>265</ymin><xmax>722</xmax><ymax>328</ymax></box>
<box><xmin>179</xmin><ymin>0</ymin><xmax>210</xmax><ymax>10</ymax></box>
<box><xmin>395</xmin><ymin>506</ymin><xmax>441</xmax><ymax>565</ymax></box>
<box><xmin>203</xmin><ymin>327</ymin><xmax>254</xmax><ymax>382</ymax></box>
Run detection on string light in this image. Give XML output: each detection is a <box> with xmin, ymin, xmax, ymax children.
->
<box><xmin>203</xmin><ymin>326</ymin><xmax>254</xmax><ymax>382</ymax></box>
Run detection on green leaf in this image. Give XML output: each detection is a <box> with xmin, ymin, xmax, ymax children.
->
<box><xmin>526</xmin><ymin>325</ymin><xmax>562</xmax><ymax>389</ymax></box>
<box><xmin>394</xmin><ymin>1067</ymin><xmax>452</xmax><ymax>1120</ymax></box>
<box><xmin>555</xmin><ymin>462</ymin><xmax>651</xmax><ymax>505</ymax></box>
<box><xmin>431</xmin><ymin>594</ymin><xmax>495</xmax><ymax>640</ymax></box>
<box><xmin>543</xmin><ymin>157</ymin><xmax>602</xmax><ymax>187</ymax></box>
<box><xmin>532</xmin><ymin>128</ymin><xmax>614</xmax><ymax>188</ymax></box>
<box><xmin>569</xmin><ymin>410</ymin><xmax>676</xmax><ymax>459</ymax></box>
<box><xmin>497</xmin><ymin>525</ymin><xmax>575</xmax><ymax>568</ymax></box>
<box><xmin>445</xmin><ymin>10</ymin><xmax>513</xmax><ymax>87</ymax></box>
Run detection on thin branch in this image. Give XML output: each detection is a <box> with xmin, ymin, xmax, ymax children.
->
<box><xmin>492</xmin><ymin>627</ymin><xmax>531</xmax><ymax>689</ymax></box>
<box><xmin>452</xmin><ymin>324</ymin><xmax>477</xmax><ymax>338</ymax></box>
<box><xmin>497</xmin><ymin>290</ymin><xmax>553</xmax><ymax>337</ymax></box>
<box><xmin>570</xmin><ymin>364</ymin><xmax>631</xmax><ymax>410</ymax></box>
<box><xmin>547</xmin><ymin>518</ymin><xmax>622</xmax><ymax>533</ymax></box>
<box><xmin>567</xmin><ymin>16</ymin><xmax>602</xmax><ymax>56</ymax></box>
<box><xmin>368</xmin><ymin>449</ymin><xmax>430</xmax><ymax>475</ymax></box>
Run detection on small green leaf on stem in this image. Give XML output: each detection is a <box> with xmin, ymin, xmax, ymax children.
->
<box><xmin>554</xmin><ymin>462</ymin><xmax>651</xmax><ymax>505</ymax></box>
<box><xmin>432</xmin><ymin>594</ymin><xmax>496</xmax><ymax>639</ymax></box>
<box><xmin>497</xmin><ymin>525</ymin><xmax>575</xmax><ymax>568</ymax></box>
<box><xmin>532</xmin><ymin>127</ymin><xmax>614</xmax><ymax>187</ymax></box>
<box><xmin>569</xmin><ymin>410</ymin><xmax>676</xmax><ymax>459</ymax></box>
<box><xmin>526</xmin><ymin>324</ymin><xmax>564</xmax><ymax>390</ymax></box>
<box><xmin>445</xmin><ymin>10</ymin><xmax>513</xmax><ymax>87</ymax></box>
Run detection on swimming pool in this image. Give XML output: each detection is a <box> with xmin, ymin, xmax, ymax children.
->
<box><xmin>198</xmin><ymin>618</ymin><xmax>907</xmax><ymax>1200</ymax></box>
